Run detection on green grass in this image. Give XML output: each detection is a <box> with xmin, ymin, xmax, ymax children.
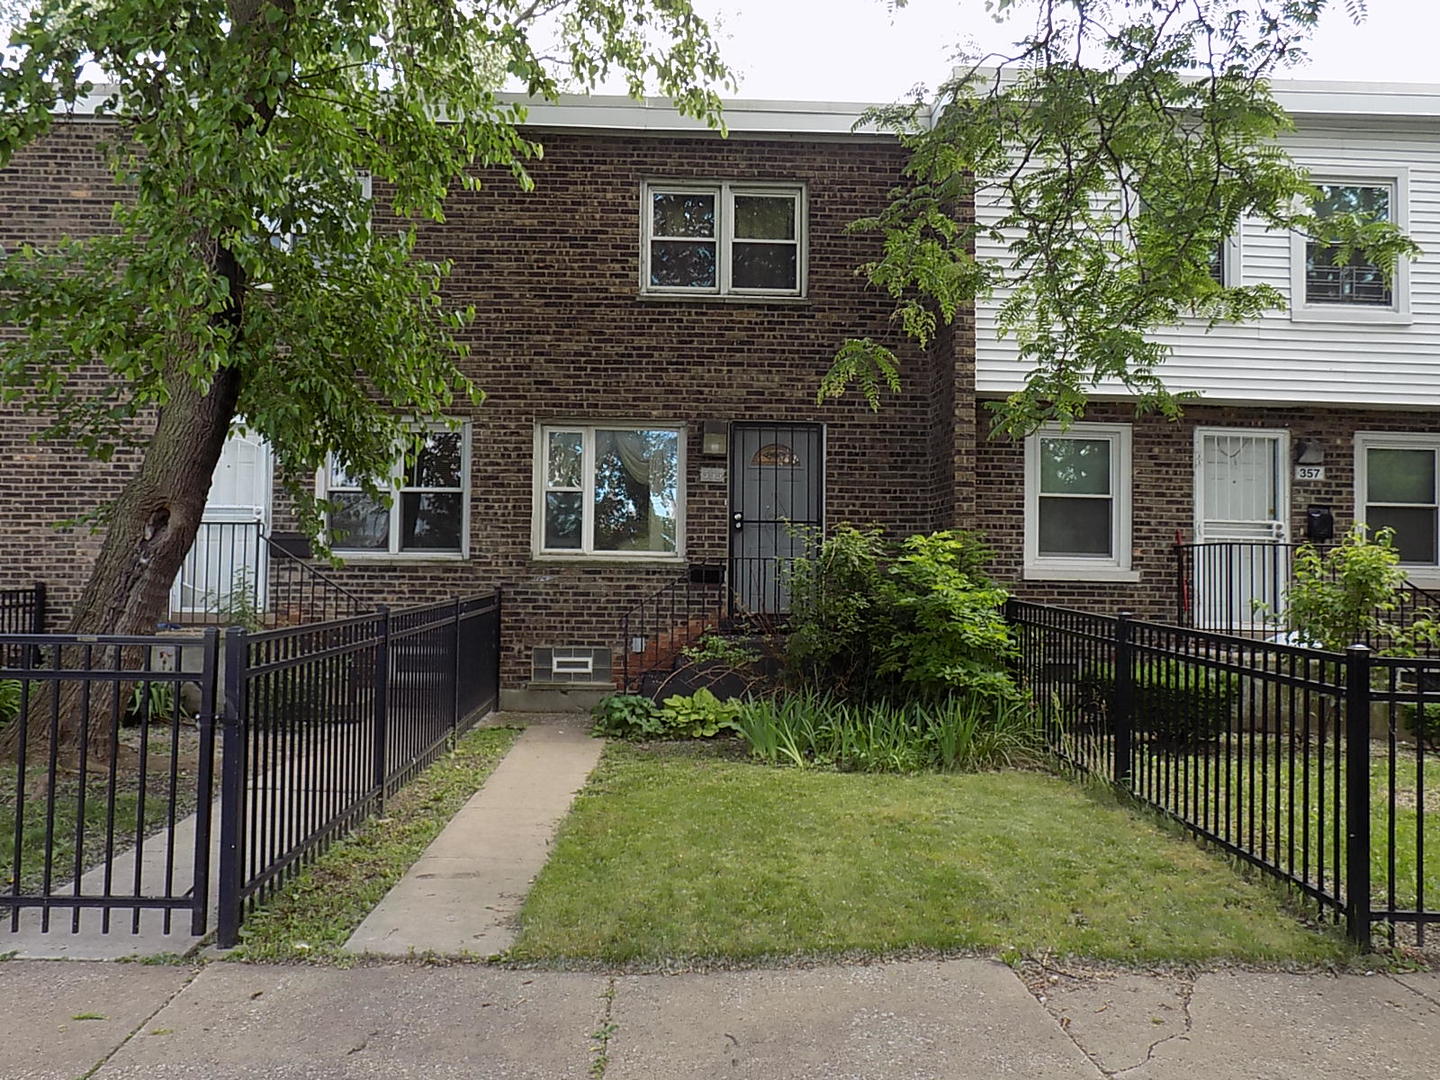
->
<box><xmin>511</xmin><ymin>742</ymin><xmax>1349</xmax><ymax>966</ymax></box>
<box><xmin>229</xmin><ymin>725</ymin><xmax>519</xmax><ymax>963</ymax></box>
<box><xmin>1122</xmin><ymin>738</ymin><xmax>1439</xmax><ymax>912</ymax></box>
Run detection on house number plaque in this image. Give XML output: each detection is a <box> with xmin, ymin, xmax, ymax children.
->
<box><xmin>1294</xmin><ymin>465</ymin><xmax>1325</xmax><ymax>482</ymax></box>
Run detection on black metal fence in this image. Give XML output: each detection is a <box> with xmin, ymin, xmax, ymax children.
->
<box><xmin>1</xmin><ymin>591</ymin><xmax>500</xmax><ymax>948</ymax></box>
<box><xmin>2</xmin><ymin>631</ymin><xmax>220</xmax><ymax>937</ymax></box>
<box><xmin>216</xmin><ymin>591</ymin><xmax>501</xmax><ymax>946</ymax></box>
<box><xmin>1009</xmin><ymin>598</ymin><xmax>1439</xmax><ymax>949</ymax></box>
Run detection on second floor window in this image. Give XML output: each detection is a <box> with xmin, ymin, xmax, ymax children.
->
<box><xmin>643</xmin><ymin>182</ymin><xmax>805</xmax><ymax>297</ymax></box>
<box><xmin>1306</xmin><ymin>182</ymin><xmax>1393</xmax><ymax>306</ymax></box>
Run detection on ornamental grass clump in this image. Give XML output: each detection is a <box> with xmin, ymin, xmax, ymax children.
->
<box><xmin>733</xmin><ymin>691</ymin><xmax>1042</xmax><ymax>774</ymax></box>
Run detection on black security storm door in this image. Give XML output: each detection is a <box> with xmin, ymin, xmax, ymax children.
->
<box><xmin>729</xmin><ymin>423</ymin><xmax>824</xmax><ymax>615</ymax></box>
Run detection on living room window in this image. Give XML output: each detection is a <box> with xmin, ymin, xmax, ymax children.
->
<box><xmin>642</xmin><ymin>182</ymin><xmax>805</xmax><ymax>297</ymax></box>
<box><xmin>323</xmin><ymin>425</ymin><xmax>469</xmax><ymax>557</ymax></box>
<box><xmin>537</xmin><ymin>424</ymin><xmax>684</xmax><ymax>558</ymax></box>
<box><xmin>1356</xmin><ymin>432</ymin><xmax>1439</xmax><ymax>570</ymax></box>
<box><xmin>1024</xmin><ymin>423</ymin><xmax>1135</xmax><ymax>580</ymax></box>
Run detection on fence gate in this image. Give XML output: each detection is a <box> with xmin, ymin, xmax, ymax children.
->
<box><xmin>729</xmin><ymin>422</ymin><xmax>823</xmax><ymax>616</ymax></box>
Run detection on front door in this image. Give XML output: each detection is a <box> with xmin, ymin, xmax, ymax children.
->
<box><xmin>729</xmin><ymin>423</ymin><xmax>823</xmax><ymax>616</ymax></box>
<box><xmin>1194</xmin><ymin>428</ymin><xmax>1289</xmax><ymax>631</ymax></box>
<box><xmin>171</xmin><ymin>430</ymin><xmax>272</xmax><ymax>618</ymax></box>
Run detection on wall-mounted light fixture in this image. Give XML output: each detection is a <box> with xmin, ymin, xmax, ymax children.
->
<box><xmin>701</xmin><ymin>421</ymin><xmax>728</xmax><ymax>457</ymax></box>
<box><xmin>1294</xmin><ymin>440</ymin><xmax>1324</xmax><ymax>466</ymax></box>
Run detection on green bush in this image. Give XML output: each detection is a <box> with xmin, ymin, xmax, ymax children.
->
<box><xmin>590</xmin><ymin>689</ymin><xmax>742</xmax><ymax>741</ymax></box>
<box><xmin>785</xmin><ymin>526</ymin><xmax>1016</xmax><ymax>704</ymax></box>
<box><xmin>1075</xmin><ymin>661</ymin><xmax>1238</xmax><ymax>747</ymax></box>
<box><xmin>733</xmin><ymin>690</ymin><xmax>1042</xmax><ymax>773</ymax></box>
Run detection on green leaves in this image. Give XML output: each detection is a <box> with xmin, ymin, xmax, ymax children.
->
<box><xmin>785</xmin><ymin>525</ymin><xmax>1017</xmax><ymax>704</ymax></box>
<box><xmin>0</xmin><ymin>0</ymin><xmax>731</xmax><ymax>548</ymax></box>
<box><xmin>825</xmin><ymin>1</ymin><xmax>1419</xmax><ymax>436</ymax></box>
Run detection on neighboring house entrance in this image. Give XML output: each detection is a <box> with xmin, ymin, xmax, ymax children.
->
<box><xmin>729</xmin><ymin>422</ymin><xmax>823</xmax><ymax>616</ymax></box>
<box><xmin>170</xmin><ymin>430</ymin><xmax>272</xmax><ymax>620</ymax></box>
<box><xmin>1193</xmin><ymin>428</ymin><xmax>1290</xmax><ymax>630</ymax></box>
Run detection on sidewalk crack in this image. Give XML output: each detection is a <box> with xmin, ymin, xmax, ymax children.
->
<box><xmin>1111</xmin><ymin>979</ymin><xmax>1195</xmax><ymax>1078</ymax></box>
<box><xmin>589</xmin><ymin>976</ymin><xmax>617</xmax><ymax>1079</ymax></box>
<box><xmin>1386</xmin><ymin>973</ymin><xmax>1440</xmax><ymax>1011</ymax></box>
<box><xmin>78</xmin><ymin>963</ymin><xmax>204</xmax><ymax>1079</ymax></box>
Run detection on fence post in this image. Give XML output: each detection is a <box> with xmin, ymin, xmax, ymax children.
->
<box><xmin>451</xmin><ymin>596</ymin><xmax>462</xmax><ymax>743</ymax></box>
<box><xmin>372</xmin><ymin>605</ymin><xmax>390</xmax><ymax>808</ymax></box>
<box><xmin>1344</xmin><ymin>643</ymin><xmax>1373</xmax><ymax>951</ymax></box>
<box><xmin>493</xmin><ymin>588</ymin><xmax>503</xmax><ymax>710</ymax></box>
<box><xmin>31</xmin><ymin>580</ymin><xmax>45</xmax><ymax>634</ymax></box>
<box><xmin>216</xmin><ymin>626</ymin><xmax>248</xmax><ymax>949</ymax></box>
<box><xmin>189</xmin><ymin>627</ymin><xmax>221</xmax><ymax>937</ymax></box>
<box><xmin>1113</xmin><ymin>611</ymin><xmax>1135</xmax><ymax>790</ymax></box>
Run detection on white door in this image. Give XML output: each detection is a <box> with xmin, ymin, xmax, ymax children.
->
<box><xmin>1194</xmin><ymin>429</ymin><xmax>1289</xmax><ymax>631</ymax></box>
<box><xmin>171</xmin><ymin>431</ymin><xmax>272</xmax><ymax>618</ymax></box>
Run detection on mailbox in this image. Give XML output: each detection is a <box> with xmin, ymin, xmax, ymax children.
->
<box><xmin>1305</xmin><ymin>505</ymin><xmax>1334</xmax><ymax>543</ymax></box>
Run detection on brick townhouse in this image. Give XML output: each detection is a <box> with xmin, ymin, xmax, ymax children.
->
<box><xmin>4</xmin><ymin>81</ymin><xmax>1440</xmax><ymax>704</ymax></box>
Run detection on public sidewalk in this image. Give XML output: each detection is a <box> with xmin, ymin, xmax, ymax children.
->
<box><xmin>3</xmin><ymin>957</ymin><xmax>1437</xmax><ymax>1080</ymax></box>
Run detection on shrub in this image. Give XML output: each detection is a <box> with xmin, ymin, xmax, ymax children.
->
<box><xmin>785</xmin><ymin>526</ymin><xmax>1016</xmax><ymax>704</ymax></box>
<box><xmin>590</xmin><ymin>689</ymin><xmax>742</xmax><ymax>741</ymax></box>
<box><xmin>680</xmin><ymin>633</ymin><xmax>761</xmax><ymax>668</ymax></box>
<box><xmin>734</xmin><ymin>691</ymin><xmax>1042</xmax><ymax>773</ymax></box>
<box><xmin>1075</xmin><ymin>661</ymin><xmax>1238</xmax><ymax>747</ymax></box>
<box><xmin>590</xmin><ymin>694</ymin><xmax>667</xmax><ymax>740</ymax></box>
<box><xmin>1265</xmin><ymin>525</ymin><xmax>1411</xmax><ymax>652</ymax></box>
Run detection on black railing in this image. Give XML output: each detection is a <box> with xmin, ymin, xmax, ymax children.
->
<box><xmin>620</xmin><ymin>565</ymin><xmax>728</xmax><ymax>691</ymax></box>
<box><xmin>1009</xmin><ymin>598</ymin><xmax>1439</xmax><ymax>949</ymax></box>
<box><xmin>1174</xmin><ymin>541</ymin><xmax>1440</xmax><ymax>650</ymax></box>
<box><xmin>216</xmin><ymin>591</ymin><xmax>501</xmax><ymax>947</ymax></box>
<box><xmin>170</xmin><ymin>522</ymin><xmax>365</xmax><ymax>627</ymax></box>
<box><xmin>0</xmin><ymin>583</ymin><xmax>45</xmax><ymax>635</ymax></box>
<box><xmin>262</xmin><ymin>534</ymin><xmax>367</xmax><ymax>627</ymax></box>
<box><xmin>2</xmin><ymin>630</ymin><xmax>220</xmax><ymax>937</ymax></box>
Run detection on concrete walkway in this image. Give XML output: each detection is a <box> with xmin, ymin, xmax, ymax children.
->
<box><xmin>344</xmin><ymin>714</ymin><xmax>603</xmax><ymax>957</ymax></box>
<box><xmin>3</xmin><ymin>958</ymin><xmax>1437</xmax><ymax>1080</ymax></box>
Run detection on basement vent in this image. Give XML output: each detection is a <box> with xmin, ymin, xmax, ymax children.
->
<box><xmin>532</xmin><ymin>646</ymin><xmax>612</xmax><ymax>684</ymax></box>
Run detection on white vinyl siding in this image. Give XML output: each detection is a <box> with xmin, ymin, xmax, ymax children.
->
<box><xmin>976</xmin><ymin>119</ymin><xmax>1440</xmax><ymax>407</ymax></box>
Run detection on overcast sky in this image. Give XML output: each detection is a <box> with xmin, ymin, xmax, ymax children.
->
<box><xmin>692</xmin><ymin>1</ymin><xmax>1440</xmax><ymax>104</ymax></box>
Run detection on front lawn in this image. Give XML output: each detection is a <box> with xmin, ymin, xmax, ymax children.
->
<box><xmin>511</xmin><ymin>743</ymin><xmax>1349</xmax><ymax>966</ymax></box>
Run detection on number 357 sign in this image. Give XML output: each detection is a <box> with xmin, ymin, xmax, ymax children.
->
<box><xmin>1295</xmin><ymin>465</ymin><xmax>1326</xmax><ymax>482</ymax></box>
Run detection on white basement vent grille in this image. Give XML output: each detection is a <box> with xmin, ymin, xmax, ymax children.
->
<box><xmin>532</xmin><ymin>646</ymin><xmax>612</xmax><ymax>684</ymax></box>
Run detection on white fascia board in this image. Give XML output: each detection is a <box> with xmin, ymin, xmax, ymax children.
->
<box><xmin>58</xmin><ymin>84</ymin><xmax>919</xmax><ymax>138</ymax></box>
<box><xmin>504</xmin><ymin>93</ymin><xmax>917</xmax><ymax>138</ymax></box>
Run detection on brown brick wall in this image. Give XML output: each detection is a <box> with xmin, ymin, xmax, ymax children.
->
<box><xmin>0</xmin><ymin>121</ymin><xmax>970</xmax><ymax>687</ymax></box>
<box><xmin>974</xmin><ymin>400</ymin><xmax>1440</xmax><ymax>622</ymax></box>
<box><xmin>0</xmin><ymin>121</ymin><xmax>141</xmax><ymax>625</ymax></box>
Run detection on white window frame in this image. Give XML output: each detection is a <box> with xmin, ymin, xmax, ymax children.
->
<box><xmin>1024</xmin><ymin>422</ymin><xmax>1136</xmax><ymax>582</ymax></box>
<box><xmin>318</xmin><ymin>422</ymin><xmax>470</xmax><ymax>560</ymax></box>
<box><xmin>1354</xmin><ymin>431</ymin><xmax>1440</xmax><ymax>582</ymax></box>
<box><xmin>533</xmin><ymin>422</ymin><xmax>687</xmax><ymax>561</ymax></box>
<box><xmin>640</xmin><ymin>180</ymin><xmax>807</xmax><ymax>298</ymax></box>
<box><xmin>1212</xmin><ymin>231</ymin><xmax>1242</xmax><ymax>287</ymax></box>
<box><xmin>1290</xmin><ymin>169</ymin><xmax>1410</xmax><ymax>324</ymax></box>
